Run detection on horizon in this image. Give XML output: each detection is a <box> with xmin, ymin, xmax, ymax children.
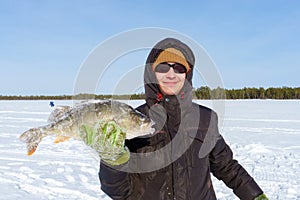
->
<box><xmin>1</xmin><ymin>1</ymin><xmax>299</xmax><ymax>96</ymax></box>
<box><xmin>1</xmin><ymin>86</ymin><xmax>299</xmax><ymax>99</ymax></box>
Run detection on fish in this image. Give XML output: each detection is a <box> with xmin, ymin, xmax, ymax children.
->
<box><xmin>19</xmin><ymin>100</ymin><xmax>154</xmax><ymax>156</ymax></box>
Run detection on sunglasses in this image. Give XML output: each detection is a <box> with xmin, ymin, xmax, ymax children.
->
<box><xmin>154</xmin><ymin>62</ymin><xmax>187</xmax><ymax>74</ymax></box>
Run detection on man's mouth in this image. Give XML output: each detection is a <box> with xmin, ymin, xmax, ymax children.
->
<box><xmin>163</xmin><ymin>82</ymin><xmax>177</xmax><ymax>86</ymax></box>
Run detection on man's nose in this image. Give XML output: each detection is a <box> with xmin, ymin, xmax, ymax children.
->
<box><xmin>165</xmin><ymin>67</ymin><xmax>176</xmax><ymax>78</ymax></box>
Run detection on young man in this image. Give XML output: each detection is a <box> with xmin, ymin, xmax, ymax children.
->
<box><xmin>98</xmin><ymin>38</ymin><xmax>268</xmax><ymax>200</ymax></box>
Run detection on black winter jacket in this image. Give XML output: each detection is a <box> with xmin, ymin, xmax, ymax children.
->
<box><xmin>99</xmin><ymin>38</ymin><xmax>263</xmax><ymax>200</ymax></box>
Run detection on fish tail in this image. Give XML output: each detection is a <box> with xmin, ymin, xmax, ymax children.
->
<box><xmin>19</xmin><ymin>128</ymin><xmax>43</xmax><ymax>156</ymax></box>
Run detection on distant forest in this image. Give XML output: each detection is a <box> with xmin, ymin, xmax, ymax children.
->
<box><xmin>1</xmin><ymin>87</ymin><xmax>300</xmax><ymax>100</ymax></box>
<box><xmin>194</xmin><ymin>86</ymin><xmax>300</xmax><ymax>99</ymax></box>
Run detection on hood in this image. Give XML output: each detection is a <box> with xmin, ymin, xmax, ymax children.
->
<box><xmin>144</xmin><ymin>38</ymin><xmax>195</xmax><ymax>107</ymax></box>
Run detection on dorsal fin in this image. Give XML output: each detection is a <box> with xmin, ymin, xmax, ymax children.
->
<box><xmin>47</xmin><ymin>105</ymin><xmax>71</xmax><ymax>123</ymax></box>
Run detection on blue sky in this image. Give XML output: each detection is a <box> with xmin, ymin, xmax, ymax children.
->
<box><xmin>1</xmin><ymin>0</ymin><xmax>299</xmax><ymax>95</ymax></box>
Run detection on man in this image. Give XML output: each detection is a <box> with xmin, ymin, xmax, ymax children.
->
<box><xmin>99</xmin><ymin>38</ymin><xmax>268</xmax><ymax>200</ymax></box>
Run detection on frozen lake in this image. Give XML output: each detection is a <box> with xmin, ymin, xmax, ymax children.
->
<box><xmin>0</xmin><ymin>100</ymin><xmax>299</xmax><ymax>199</ymax></box>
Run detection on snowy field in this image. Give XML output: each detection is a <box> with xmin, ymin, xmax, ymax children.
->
<box><xmin>0</xmin><ymin>99</ymin><xmax>299</xmax><ymax>200</ymax></box>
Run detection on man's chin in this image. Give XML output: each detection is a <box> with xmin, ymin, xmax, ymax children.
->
<box><xmin>160</xmin><ymin>88</ymin><xmax>179</xmax><ymax>95</ymax></box>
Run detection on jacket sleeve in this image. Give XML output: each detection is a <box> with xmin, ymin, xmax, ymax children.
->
<box><xmin>98</xmin><ymin>161</ymin><xmax>131</xmax><ymax>200</ymax></box>
<box><xmin>209</xmin><ymin>136</ymin><xmax>263</xmax><ymax>200</ymax></box>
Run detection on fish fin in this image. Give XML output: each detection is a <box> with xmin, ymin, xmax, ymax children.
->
<box><xmin>54</xmin><ymin>135</ymin><xmax>70</xmax><ymax>143</ymax></box>
<box><xmin>19</xmin><ymin>128</ymin><xmax>43</xmax><ymax>156</ymax></box>
<box><xmin>27</xmin><ymin>147</ymin><xmax>37</xmax><ymax>156</ymax></box>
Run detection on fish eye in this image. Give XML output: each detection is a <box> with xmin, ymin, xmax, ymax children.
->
<box><xmin>129</xmin><ymin>111</ymin><xmax>138</xmax><ymax>116</ymax></box>
<box><xmin>140</xmin><ymin>117</ymin><xmax>145</xmax><ymax>122</ymax></box>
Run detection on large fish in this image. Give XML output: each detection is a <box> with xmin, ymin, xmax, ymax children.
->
<box><xmin>19</xmin><ymin>100</ymin><xmax>154</xmax><ymax>156</ymax></box>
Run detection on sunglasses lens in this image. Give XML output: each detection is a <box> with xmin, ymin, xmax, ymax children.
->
<box><xmin>155</xmin><ymin>63</ymin><xmax>171</xmax><ymax>73</ymax></box>
<box><xmin>154</xmin><ymin>63</ymin><xmax>187</xmax><ymax>74</ymax></box>
<box><xmin>173</xmin><ymin>63</ymin><xmax>187</xmax><ymax>73</ymax></box>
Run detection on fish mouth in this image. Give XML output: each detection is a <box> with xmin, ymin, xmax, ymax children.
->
<box><xmin>150</xmin><ymin>121</ymin><xmax>156</xmax><ymax>133</ymax></box>
<box><xmin>128</xmin><ymin>121</ymin><xmax>156</xmax><ymax>139</ymax></box>
<box><xmin>145</xmin><ymin>126</ymin><xmax>155</xmax><ymax>134</ymax></box>
<box><xmin>141</xmin><ymin>120</ymin><xmax>156</xmax><ymax>133</ymax></box>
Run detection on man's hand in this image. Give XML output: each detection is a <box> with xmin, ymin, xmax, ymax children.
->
<box><xmin>101</xmin><ymin>146</ymin><xmax>130</xmax><ymax>166</ymax></box>
<box><xmin>254</xmin><ymin>194</ymin><xmax>269</xmax><ymax>200</ymax></box>
<box><xmin>81</xmin><ymin>121</ymin><xmax>130</xmax><ymax>165</ymax></box>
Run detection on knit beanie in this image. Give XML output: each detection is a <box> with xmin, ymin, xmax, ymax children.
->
<box><xmin>152</xmin><ymin>48</ymin><xmax>191</xmax><ymax>72</ymax></box>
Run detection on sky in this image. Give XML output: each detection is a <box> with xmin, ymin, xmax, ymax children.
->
<box><xmin>0</xmin><ymin>0</ymin><xmax>299</xmax><ymax>95</ymax></box>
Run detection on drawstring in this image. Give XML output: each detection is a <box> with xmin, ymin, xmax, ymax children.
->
<box><xmin>154</xmin><ymin>92</ymin><xmax>163</xmax><ymax>105</ymax></box>
<box><xmin>154</xmin><ymin>92</ymin><xmax>185</xmax><ymax>104</ymax></box>
<box><xmin>154</xmin><ymin>92</ymin><xmax>185</xmax><ymax>105</ymax></box>
<box><xmin>180</xmin><ymin>92</ymin><xmax>185</xmax><ymax>100</ymax></box>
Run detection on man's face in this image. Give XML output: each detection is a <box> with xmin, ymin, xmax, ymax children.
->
<box><xmin>155</xmin><ymin>63</ymin><xmax>186</xmax><ymax>95</ymax></box>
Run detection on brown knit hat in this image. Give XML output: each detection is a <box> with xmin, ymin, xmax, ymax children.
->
<box><xmin>152</xmin><ymin>48</ymin><xmax>191</xmax><ymax>72</ymax></box>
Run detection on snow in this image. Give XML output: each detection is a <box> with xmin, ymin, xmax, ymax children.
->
<box><xmin>0</xmin><ymin>100</ymin><xmax>299</xmax><ymax>199</ymax></box>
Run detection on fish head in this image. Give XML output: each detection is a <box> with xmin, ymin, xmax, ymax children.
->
<box><xmin>116</xmin><ymin>106</ymin><xmax>155</xmax><ymax>139</ymax></box>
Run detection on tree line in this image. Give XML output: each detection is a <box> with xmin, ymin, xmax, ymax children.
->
<box><xmin>194</xmin><ymin>86</ymin><xmax>300</xmax><ymax>99</ymax></box>
<box><xmin>0</xmin><ymin>93</ymin><xmax>145</xmax><ymax>100</ymax></box>
<box><xmin>1</xmin><ymin>87</ymin><xmax>299</xmax><ymax>100</ymax></box>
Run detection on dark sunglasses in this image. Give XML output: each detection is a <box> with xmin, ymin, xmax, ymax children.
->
<box><xmin>154</xmin><ymin>62</ymin><xmax>187</xmax><ymax>74</ymax></box>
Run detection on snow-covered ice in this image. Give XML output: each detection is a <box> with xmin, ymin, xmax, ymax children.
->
<box><xmin>0</xmin><ymin>100</ymin><xmax>299</xmax><ymax>199</ymax></box>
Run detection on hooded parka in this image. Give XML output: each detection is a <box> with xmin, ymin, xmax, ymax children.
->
<box><xmin>99</xmin><ymin>38</ymin><xmax>263</xmax><ymax>200</ymax></box>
